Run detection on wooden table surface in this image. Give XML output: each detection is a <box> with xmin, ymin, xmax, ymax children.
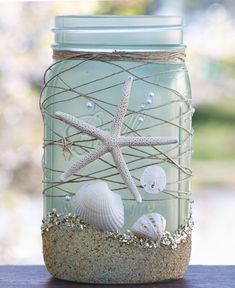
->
<box><xmin>0</xmin><ymin>266</ymin><xmax>234</xmax><ymax>288</ymax></box>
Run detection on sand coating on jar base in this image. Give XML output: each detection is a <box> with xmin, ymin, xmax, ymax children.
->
<box><xmin>43</xmin><ymin>224</ymin><xmax>191</xmax><ymax>284</ymax></box>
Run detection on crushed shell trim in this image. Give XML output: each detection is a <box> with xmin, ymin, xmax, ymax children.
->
<box><xmin>41</xmin><ymin>209</ymin><xmax>193</xmax><ymax>250</ymax></box>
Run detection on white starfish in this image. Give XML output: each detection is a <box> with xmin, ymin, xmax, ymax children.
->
<box><xmin>55</xmin><ymin>76</ymin><xmax>177</xmax><ymax>203</ymax></box>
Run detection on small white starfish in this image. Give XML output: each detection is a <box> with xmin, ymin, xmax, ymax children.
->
<box><xmin>55</xmin><ymin>76</ymin><xmax>177</xmax><ymax>203</ymax></box>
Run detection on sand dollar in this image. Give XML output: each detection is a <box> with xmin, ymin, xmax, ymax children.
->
<box><xmin>140</xmin><ymin>165</ymin><xmax>166</xmax><ymax>194</ymax></box>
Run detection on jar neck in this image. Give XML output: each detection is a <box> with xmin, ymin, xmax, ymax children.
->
<box><xmin>52</xmin><ymin>15</ymin><xmax>185</xmax><ymax>52</ymax></box>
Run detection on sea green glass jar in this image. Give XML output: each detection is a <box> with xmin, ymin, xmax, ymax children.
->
<box><xmin>40</xmin><ymin>15</ymin><xmax>193</xmax><ymax>284</ymax></box>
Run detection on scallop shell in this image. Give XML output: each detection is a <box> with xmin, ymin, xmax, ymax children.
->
<box><xmin>131</xmin><ymin>213</ymin><xmax>166</xmax><ymax>241</ymax></box>
<box><xmin>140</xmin><ymin>165</ymin><xmax>166</xmax><ymax>194</ymax></box>
<box><xmin>76</xmin><ymin>180</ymin><xmax>124</xmax><ymax>232</ymax></box>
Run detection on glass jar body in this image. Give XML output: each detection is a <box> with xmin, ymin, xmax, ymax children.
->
<box><xmin>41</xmin><ymin>15</ymin><xmax>193</xmax><ymax>284</ymax></box>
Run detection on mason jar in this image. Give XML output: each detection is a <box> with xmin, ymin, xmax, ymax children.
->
<box><xmin>40</xmin><ymin>15</ymin><xmax>193</xmax><ymax>284</ymax></box>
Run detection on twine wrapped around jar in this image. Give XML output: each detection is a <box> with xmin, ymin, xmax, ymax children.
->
<box><xmin>53</xmin><ymin>49</ymin><xmax>186</xmax><ymax>63</ymax></box>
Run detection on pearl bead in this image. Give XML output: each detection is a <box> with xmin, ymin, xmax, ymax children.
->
<box><xmin>148</xmin><ymin>92</ymin><xmax>155</xmax><ymax>98</ymax></box>
<box><xmin>138</xmin><ymin>116</ymin><xmax>145</xmax><ymax>123</ymax></box>
<box><xmin>65</xmin><ymin>195</ymin><xmax>71</xmax><ymax>202</ymax></box>
<box><xmin>86</xmin><ymin>101</ymin><xmax>95</xmax><ymax>111</ymax></box>
<box><xmin>145</xmin><ymin>98</ymin><xmax>152</xmax><ymax>105</ymax></box>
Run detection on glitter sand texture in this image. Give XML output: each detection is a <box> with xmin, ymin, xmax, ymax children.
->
<box><xmin>42</xmin><ymin>212</ymin><xmax>192</xmax><ymax>284</ymax></box>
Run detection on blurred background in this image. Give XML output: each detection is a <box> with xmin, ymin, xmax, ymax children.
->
<box><xmin>0</xmin><ymin>0</ymin><xmax>234</xmax><ymax>265</ymax></box>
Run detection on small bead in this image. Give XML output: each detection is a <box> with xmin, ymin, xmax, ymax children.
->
<box><xmin>138</xmin><ymin>116</ymin><xmax>145</xmax><ymax>123</ymax></box>
<box><xmin>145</xmin><ymin>98</ymin><xmax>153</xmax><ymax>105</ymax></box>
<box><xmin>86</xmin><ymin>101</ymin><xmax>95</xmax><ymax>111</ymax></box>
<box><xmin>65</xmin><ymin>195</ymin><xmax>71</xmax><ymax>202</ymax></box>
<box><xmin>140</xmin><ymin>103</ymin><xmax>145</xmax><ymax>110</ymax></box>
<box><xmin>148</xmin><ymin>92</ymin><xmax>155</xmax><ymax>98</ymax></box>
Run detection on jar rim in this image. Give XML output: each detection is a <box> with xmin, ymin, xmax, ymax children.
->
<box><xmin>55</xmin><ymin>15</ymin><xmax>183</xmax><ymax>28</ymax></box>
<box><xmin>53</xmin><ymin>15</ymin><xmax>184</xmax><ymax>52</ymax></box>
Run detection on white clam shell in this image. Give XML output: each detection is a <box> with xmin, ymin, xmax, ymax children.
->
<box><xmin>140</xmin><ymin>165</ymin><xmax>166</xmax><ymax>194</ymax></box>
<box><xmin>76</xmin><ymin>180</ymin><xmax>124</xmax><ymax>232</ymax></box>
<box><xmin>131</xmin><ymin>213</ymin><xmax>166</xmax><ymax>241</ymax></box>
